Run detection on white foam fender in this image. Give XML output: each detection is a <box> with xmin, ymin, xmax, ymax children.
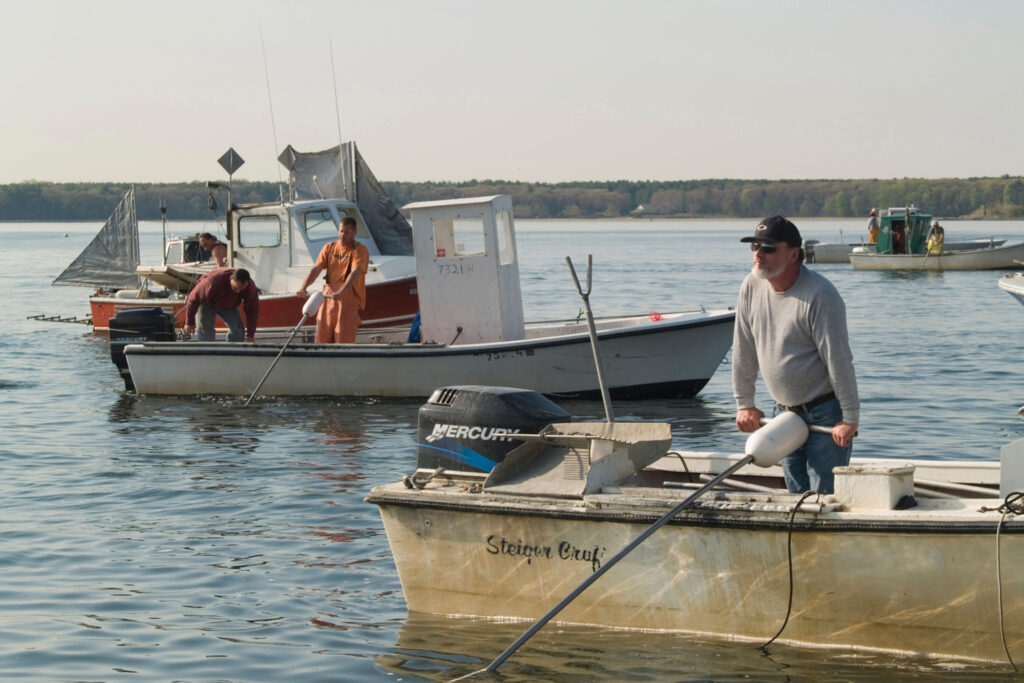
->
<box><xmin>302</xmin><ymin>291</ymin><xmax>325</xmax><ymax>316</ymax></box>
<box><xmin>745</xmin><ymin>411</ymin><xmax>810</xmax><ymax>467</ymax></box>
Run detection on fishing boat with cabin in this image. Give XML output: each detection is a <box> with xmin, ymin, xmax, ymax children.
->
<box><xmin>805</xmin><ymin>236</ymin><xmax>1005</xmax><ymax>263</ymax></box>
<box><xmin>847</xmin><ymin>206</ymin><xmax>1024</xmax><ymax>271</ymax></box>
<box><xmin>115</xmin><ymin>194</ymin><xmax>735</xmax><ymax>399</ymax></box>
<box><xmin>55</xmin><ymin>143</ymin><xmax>419</xmax><ymax>337</ymax></box>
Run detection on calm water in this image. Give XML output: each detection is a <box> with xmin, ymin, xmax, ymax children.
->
<box><xmin>3</xmin><ymin>216</ymin><xmax>1024</xmax><ymax>681</ymax></box>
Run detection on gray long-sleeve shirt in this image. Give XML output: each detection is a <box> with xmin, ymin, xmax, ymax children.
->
<box><xmin>732</xmin><ymin>265</ymin><xmax>860</xmax><ymax>425</ymax></box>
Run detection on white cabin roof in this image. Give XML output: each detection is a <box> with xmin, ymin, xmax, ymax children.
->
<box><xmin>403</xmin><ymin>196</ymin><xmax>505</xmax><ymax>211</ymax></box>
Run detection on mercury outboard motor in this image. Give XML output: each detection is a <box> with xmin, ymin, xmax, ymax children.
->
<box><xmin>109</xmin><ymin>307</ymin><xmax>175</xmax><ymax>391</ymax></box>
<box><xmin>417</xmin><ymin>386</ymin><xmax>572</xmax><ymax>473</ymax></box>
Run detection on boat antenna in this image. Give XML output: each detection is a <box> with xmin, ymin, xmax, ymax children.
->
<box><xmin>160</xmin><ymin>199</ymin><xmax>167</xmax><ymax>266</ymax></box>
<box><xmin>260</xmin><ymin>24</ymin><xmax>285</xmax><ymax>201</ymax></box>
<box><xmin>328</xmin><ymin>35</ymin><xmax>352</xmax><ymax>200</ymax></box>
<box><xmin>329</xmin><ymin>35</ymin><xmax>343</xmax><ymax>150</ymax></box>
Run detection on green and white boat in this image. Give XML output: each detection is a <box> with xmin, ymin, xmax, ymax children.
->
<box><xmin>849</xmin><ymin>206</ymin><xmax>1024</xmax><ymax>271</ymax></box>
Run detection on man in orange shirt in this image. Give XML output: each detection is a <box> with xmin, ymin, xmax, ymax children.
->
<box><xmin>297</xmin><ymin>217</ymin><xmax>369</xmax><ymax>343</ymax></box>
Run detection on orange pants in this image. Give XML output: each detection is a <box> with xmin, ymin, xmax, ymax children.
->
<box><xmin>315</xmin><ymin>286</ymin><xmax>361</xmax><ymax>343</ymax></box>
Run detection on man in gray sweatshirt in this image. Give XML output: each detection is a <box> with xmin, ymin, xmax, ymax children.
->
<box><xmin>732</xmin><ymin>215</ymin><xmax>859</xmax><ymax>493</ymax></box>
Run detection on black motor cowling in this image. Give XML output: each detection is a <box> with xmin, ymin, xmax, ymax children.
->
<box><xmin>417</xmin><ymin>385</ymin><xmax>572</xmax><ymax>473</ymax></box>
<box><xmin>109</xmin><ymin>307</ymin><xmax>176</xmax><ymax>391</ymax></box>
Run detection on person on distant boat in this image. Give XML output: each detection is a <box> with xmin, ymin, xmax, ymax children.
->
<box><xmin>198</xmin><ymin>232</ymin><xmax>229</xmax><ymax>267</ymax></box>
<box><xmin>891</xmin><ymin>222</ymin><xmax>907</xmax><ymax>254</ymax></box>
<box><xmin>867</xmin><ymin>208</ymin><xmax>879</xmax><ymax>244</ymax></box>
<box><xmin>296</xmin><ymin>216</ymin><xmax>369</xmax><ymax>343</ymax></box>
<box><xmin>926</xmin><ymin>221</ymin><xmax>945</xmax><ymax>255</ymax></box>
<box><xmin>732</xmin><ymin>215</ymin><xmax>860</xmax><ymax>494</ymax></box>
<box><xmin>183</xmin><ymin>267</ymin><xmax>260</xmax><ymax>342</ymax></box>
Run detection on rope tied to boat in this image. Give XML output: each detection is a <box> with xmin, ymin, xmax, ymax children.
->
<box><xmin>402</xmin><ymin>467</ymin><xmax>446</xmax><ymax>490</ymax></box>
<box><xmin>978</xmin><ymin>491</ymin><xmax>1024</xmax><ymax>671</ymax></box>
<box><xmin>978</xmin><ymin>491</ymin><xmax>1024</xmax><ymax>516</ymax></box>
<box><xmin>760</xmin><ymin>489</ymin><xmax>822</xmax><ymax>653</ymax></box>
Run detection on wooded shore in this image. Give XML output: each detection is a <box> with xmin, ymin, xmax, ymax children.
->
<box><xmin>3</xmin><ymin>176</ymin><xmax>1023</xmax><ymax>221</ymax></box>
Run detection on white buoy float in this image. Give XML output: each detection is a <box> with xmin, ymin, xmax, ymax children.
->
<box><xmin>746</xmin><ymin>411</ymin><xmax>811</xmax><ymax>467</ymax></box>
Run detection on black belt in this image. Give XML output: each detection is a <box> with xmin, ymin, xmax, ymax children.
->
<box><xmin>781</xmin><ymin>391</ymin><xmax>836</xmax><ymax>415</ymax></box>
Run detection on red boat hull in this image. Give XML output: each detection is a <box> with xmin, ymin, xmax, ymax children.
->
<box><xmin>91</xmin><ymin>276</ymin><xmax>418</xmax><ymax>334</ymax></box>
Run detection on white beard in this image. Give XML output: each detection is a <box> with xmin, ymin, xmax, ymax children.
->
<box><xmin>751</xmin><ymin>260</ymin><xmax>785</xmax><ymax>280</ymax></box>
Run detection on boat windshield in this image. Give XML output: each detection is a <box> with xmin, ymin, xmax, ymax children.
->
<box><xmin>299</xmin><ymin>206</ymin><xmax>366</xmax><ymax>242</ymax></box>
<box><xmin>301</xmin><ymin>208</ymin><xmax>340</xmax><ymax>241</ymax></box>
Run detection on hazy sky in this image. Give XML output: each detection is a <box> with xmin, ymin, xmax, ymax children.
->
<box><xmin>4</xmin><ymin>0</ymin><xmax>1023</xmax><ymax>184</ymax></box>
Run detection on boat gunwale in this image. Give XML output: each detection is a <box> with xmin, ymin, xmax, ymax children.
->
<box><xmin>123</xmin><ymin>309</ymin><xmax>736</xmax><ymax>360</ymax></box>
<box><xmin>366</xmin><ymin>484</ymin><xmax>1022</xmax><ymax>534</ymax></box>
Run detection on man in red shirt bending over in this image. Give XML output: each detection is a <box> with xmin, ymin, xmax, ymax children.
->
<box><xmin>183</xmin><ymin>267</ymin><xmax>260</xmax><ymax>342</ymax></box>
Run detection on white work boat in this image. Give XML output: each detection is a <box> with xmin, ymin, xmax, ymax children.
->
<box><xmin>998</xmin><ymin>272</ymin><xmax>1024</xmax><ymax>306</ymax></box>
<box><xmin>56</xmin><ymin>143</ymin><xmax>419</xmax><ymax>336</ymax></box>
<box><xmin>119</xmin><ymin>195</ymin><xmax>735</xmax><ymax>399</ymax></box>
<box><xmin>845</xmin><ymin>206</ymin><xmax>1024</xmax><ymax>271</ymax></box>
<box><xmin>807</xmin><ymin>237</ymin><xmax>1005</xmax><ymax>264</ymax></box>
<box><xmin>368</xmin><ymin>385</ymin><xmax>1024</xmax><ymax>666</ymax></box>
<box><xmin>850</xmin><ymin>242</ymin><xmax>1024</xmax><ymax>271</ymax></box>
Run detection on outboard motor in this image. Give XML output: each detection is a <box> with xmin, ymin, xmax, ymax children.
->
<box><xmin>417</xmin><ymin>386</ymin><xmax>571</xmax><ymax>473</ymax></box>
<box><xmin>109</xmin><ymin>307</ymin><xmax>175</xmax><ymax>391</ymax></box>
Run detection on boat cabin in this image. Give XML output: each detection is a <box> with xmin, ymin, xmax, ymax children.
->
<box><xmin>224</xmin><ymin>198</ymin><xmax>414</xmax><ymax>293</ymax></box>
<box><xmin>405</xmin><ymin>195</ymin><xmax>524</xmax><ymax>345</ymax></box>
<box><xmin>163</xmin><ymin>235</ymin><xmax>209</xmax><ymax>265</ymax></box>
<box><xmin>875</xmin><ymin>206</ymin><xmax>931</xmax><ymax>255</ymax></box>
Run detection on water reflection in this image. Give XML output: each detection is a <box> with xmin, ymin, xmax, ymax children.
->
<box><xmin>876</xmin><ymin>269</ymin><xmax>946</xmax><ymax>282</ymax></box>
<box><xmin>307</xmin><ymin>400</ymin><xmax>417</xmax><ymax>453</ymax></box>
<box><xmin>107</xmin><ymin>389</ymin><xmax>731</xmax><ymax>457</ymax></box>
<box><xmin>108</xmin><ymin>394</ymin><xmax>420</xmax><ymax>457</ymax></box>
<box><xmin>377</xmin><ymin>612</ymin><xmax>1022</xmax><ymax>682</ymax></box>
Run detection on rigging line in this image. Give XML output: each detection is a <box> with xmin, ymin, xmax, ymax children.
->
<box><xmin>328</xmin><ymin>35</ymin><xmax>348</xmax><ymax>200</ymax></box>
<box><xmin>761</xmin><ymin>489</ymin><xmax>820</xmax><ymax>652</ymax></box>
<box><xmin>259</xmin><ymin>25</ymin><xmax>284</xmax><ymax>200</ymax></box>
<box><xmin>997</xmin><ymin>503</ymin><xmax>1019</xmax><ymax>672</ymax></box>
<box><xmin>329</xmin><ymin>35</ymin><xmax>344</xmax><ymax>151</ymax></box>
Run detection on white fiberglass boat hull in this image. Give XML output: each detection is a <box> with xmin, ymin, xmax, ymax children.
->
<box><xmin>123</xmin><ymin>309</ymin><xmax>734</xmax><ymax>398</ymax></box>
<box><xmin>850</xmin><ymin>242</ymin><xmax>1024</xmax><ymax>271</ymax></box>
<box><xmin>998</xmin><ymin>273</ymin><xmax>1024</xmax><ymax>306</ymax></box>
<box><xmin>808</xmin><ymin>238</ymin><xmax>1005</xmax><ymax>264</ymax></box>
<box><xmin>369</xmin><ymin>452</ymin><xmax>1024</xmax><ymax>664</ymax></box>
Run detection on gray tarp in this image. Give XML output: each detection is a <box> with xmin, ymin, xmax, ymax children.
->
<box><xmin>53</xmin><ymin>186</ymin><xmax>140</xmax><ymax>289</ymax></box>
<box><xmin>279</xmin><ymin>142</ymin><xmax>413</xmax><ymax>256</ymax></box>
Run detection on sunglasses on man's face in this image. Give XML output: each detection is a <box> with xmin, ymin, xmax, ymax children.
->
<box><xmin>750</xmin><ymin>242</ymin><xmax>777</xmax><ymax>254</ymax></box>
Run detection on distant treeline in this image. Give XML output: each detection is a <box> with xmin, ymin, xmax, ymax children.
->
<box><xmin>3</xmin><ymin>176</ymin><xmax>1024</xmax><ymax>222</ymax></box>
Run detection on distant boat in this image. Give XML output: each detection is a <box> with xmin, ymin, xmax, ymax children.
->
<box><xmin>846</xmin><ymin>206</ymin><xmax>1024</xmax><ymax>271</ymax></box>
<box><xmin>806</xmin><ymin>237</ymin><xmax>1006</xmax><ymax>264</ymax></box>
<box><xmin>850</xmin><ymin>242</ymin><xmax>1024</xmax><ymax>271</ymax></box>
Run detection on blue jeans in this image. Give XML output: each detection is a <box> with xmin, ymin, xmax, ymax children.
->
<box><xmin>196</xmin><ymin>304</ymin><xmax>245</xmax><ymax>342</ymax></box>
<box><xmin>773</xmin><ymin>398</ymin><xmax>850</xmax><ymax>494</ymax></box>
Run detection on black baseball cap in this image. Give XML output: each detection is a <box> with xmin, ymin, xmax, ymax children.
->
<box><xmin>740</xmin><ymin>215</ymin><xmax>802</xmax><ymax>246</ymax></box>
